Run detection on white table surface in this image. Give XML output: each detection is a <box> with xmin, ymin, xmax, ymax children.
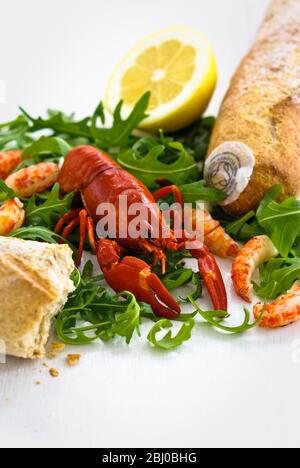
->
<box><xmin>1</xmin><ymin>0</ymin><xmax>300</xmax><ymax>449</ymax></box>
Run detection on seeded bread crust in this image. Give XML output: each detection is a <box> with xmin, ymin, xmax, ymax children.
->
<box><xmin>207</xmin><ymin>0</ymin><xmax>300</xmax><ymax>215</ymax></box>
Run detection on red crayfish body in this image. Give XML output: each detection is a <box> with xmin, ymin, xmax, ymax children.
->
<box><xmin>58</xmin><ymin>146</ymin><xmax>168</xmax><ymax>250</ymax></box>
<box><xmin>56</xmin><ymin>146</ymin><xmax>228</xmax><ymax>318</ymax></box>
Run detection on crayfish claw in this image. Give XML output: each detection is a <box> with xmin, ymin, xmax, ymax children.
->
<box><xmin>97</xmin><ymin>239</ymin><xmax>180</xmax><ymax>319</ymax></box>
<box><xmin>146</xmin><ymin>272</ymin><xmax>181</xmax><ymax>319</ymax></box>
<box><xmin>190</xmin><ymin>242</ymin><xmax>228</xmax><ymax>312</ymax></box>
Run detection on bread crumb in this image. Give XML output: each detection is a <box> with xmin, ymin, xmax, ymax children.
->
<box><xmin>43</xmin><ymin>362</ymin><xmax>49</xmax><ymax>368</ymax></box>
<box><xmin>49</xmin><ymin>368</ymin><xmax>59</xmax><ymax>378</ymax></box>
<box><xmin>66</xmin><ymin>354</ymin><xmax>81</xmax><ymax>367</ymax></box>
<box><xmin>48</xmin><ymin>343</ymin><xmax>65</xmax><ymax>359</ymax></box>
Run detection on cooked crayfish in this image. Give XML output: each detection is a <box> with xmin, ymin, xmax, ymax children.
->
<box><xmin>55</xmin><ymin>146</ymin><xmax>228</xmax><ymax>318</ymax></box>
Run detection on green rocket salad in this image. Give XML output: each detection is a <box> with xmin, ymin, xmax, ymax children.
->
<box><xmin>1</xmin><ymin>93</ymin><xmax>299</xmax><ymax>350</ymax></box>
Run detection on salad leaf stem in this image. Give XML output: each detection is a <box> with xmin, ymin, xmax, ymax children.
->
<box><xmin>188</xmin><ymin>296</ymin><xmax>261</xmax><ymax>333</ymax></box>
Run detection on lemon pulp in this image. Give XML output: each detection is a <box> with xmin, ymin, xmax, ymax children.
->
<box><xmin>105</xmin><ymin>27</ymin><xmax>217</xmax><ymax>132</ymax></box>
<box><xmin>121</xmin><ymin>40</ymin><xmax>197</xmax><ymax>111</ymax></box>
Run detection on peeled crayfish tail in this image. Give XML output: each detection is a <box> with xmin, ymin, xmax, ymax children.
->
<box><xmin>0</xmin><ymin>150</ymin><xmax>23</xmax><ymax>180</ymax></box>
<box><xmin>188</xmin><ymin>208</ymin><xmax>239</xmax><ymax>258</ymax></box>
<box><xmin>5</xmin><ymin>162</ymin><xmax>59</xmax><ymax>198</ymax></box>
<box><xmin>0</xmin><ymin>198</ymin><xmax>25</xmax><ymax>235</ymax></box>
<box><xmin>232</xmin><ymin>235</ymin><xmax>278</xmax><ymax>303</ymax></box>
<box><xmin>254</xmin><ymin>282</ymin><xmax>300</xmax><ymax>329</ymax></box>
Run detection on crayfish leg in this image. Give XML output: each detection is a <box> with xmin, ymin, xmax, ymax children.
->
<box><xmin>55</xmin><ymin>209</ymin><xmax>97</xmax><ymax>266</ymax></box>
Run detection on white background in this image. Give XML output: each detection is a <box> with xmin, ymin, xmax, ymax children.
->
<box><xmin>1</xmin><ymin>0</ymin><xmax>300</xmax><ymax>449</ymax></box>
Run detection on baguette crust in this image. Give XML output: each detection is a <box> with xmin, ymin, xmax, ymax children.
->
<box><xmin>207</xmin><ymin>0</ymin><xmax>300</xmax><ymax>215</ymax></box>
<box><xmin>0</xmin><ymin>237</ymin><xmax>75</xmax><ymax>359</ymax></box>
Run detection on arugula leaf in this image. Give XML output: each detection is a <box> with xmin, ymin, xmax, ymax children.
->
<box><xmin>56</xmin><ymin>258</ymin><xmax>263</xmax><ymax>350</ymax></box>
<box><xmin>0</xmin><ymin>116</ymin><xmax>30</xmax><ymax>150</ymax></box>
<box><xmin>238</xmin><ymin>219</ymin><xmax>265</xmax><ymax>241</ymax></box>
<box><xmin>147</xmin><ymin>319</ymin><xmax>195</xmax><ymax>350</ymax></box>
<box><xmin>254</xmin><ymin>258</ymin><xmax>300</xmax><ymax>300</ymax></box>
<box><xmin>175</xmin><ymin>311</ymin><xmax>199</xmax><ymax>323</ymax></box>
<box><xmin>22</xmin><ymin>136</ymin><xmax>71</xmax><ymax>159</ymax></box>
<box><xmin>56</xmin><ymin>308</ymin><xmax>110</xmax><ymax>346</ymax></box>
<box><xmin>110</xmin><ymin>292</ymin><xmax>141</xmax><ymax>344</ymax></box>
<box><xmin>81</xmin><ymin>260</ymin><xmax>100</xmax><ymax>282</ymax></box>
<box><xmin>162</xmin><ymin>268</ymin><xmax>194</xmax><ymax>291</ymax></box>
<box><xmin>161</xmin><ymin>268</ymin><xmax>202</xmax><ymax>302</ymax></box>
<box><xmin>7</xmin><ymin>226</ymin><xmax>65</xmax><ymax>244</ymax></box>
<box><xmin>0</xmin><ymin>180</ymin><xmax>16</xmax><ymax>203</ymax></box>
<box><xmin>130</xmin><ymin>135</ymin><xmax>158</xmax><ymax>157</ymax></box>
<box><xmin>25</xmin><ymin>183</ymin><xmax>74</xmax><ymax>229</ymax></box>
<box><xmin>257</xmin><ymin>186</ymin><xmax>300</xmax><ymax>257</ymax></box>
<box><xmin>117</xmin><ymin>140</ymin><xmax>198</xmax><ymax>189</ymax></box>
<box><xmin>70</xmin><ymin>267</ymin><xmax>82</xmax><ymax>289</ymax></box>
<box><xmin>226</xmin><ymin>211</ymin><xmax>256</xmax><ymax>236</ymax></box>
<box><xmin>20</xmin><ymin>93</ymin><xmax>150</xmax><ymax>150</ymax></box>
<box><xmin>14</xmin><ymin>136</ymin><xmax>72</xmax><ymax>171</ymax></box>
<box><xmin>291</xmin><ymin>238</ymin><xmax>300</xmax><ymax>258</ymax></box>
<box><xmin>181</xmin><ymin>273</ymin><xmax>203</xmax><ymax>303</ymax></box>
<box><xmin>225</xmin><ymin>211</ymin><xmax>264</xmax><ymax>241</ymax></box>
<box><xmin>188</xmin><ymin>296</ymin><xmax>261</xmax><ymax>333</ymax></box>
<box><xmin>20</xmin><ymin>107</ymin><xmax>92</xmax><ymax>142</ymax></box>
<box><xmin>56</xmin><ymin>280</ymin><xmax>115</xmax><ymax>346</ymax></box>
<box><xmin>171</xmin><ymin>117</ymin><xmax>215</xmax><ymax>163</ymax></box>
<box><xmin>256</xmin><ymin>185</ymin><xmax>282</xmax><ymax>217</ymax></box>
<box><xmin>56</xmin><ymin>263</ymin><xmax>143</xmax><ymax>345</ymax></box>
<box><xmin>56</xmin><ymin>265</ymin><xmax>121</xmax><ymax>345</ymax></box>
<box><xmin>179</xmin><ymin>180</ymin><xmax>225</xmax><ymax>203</ymax></box>
<box><xmin>91</xmin><ymin>93</ymin><xmax>150</xmax><ymax>148</ymax></box>
<box><xmin>219</xmin><ymin>185</ymin><xmax>300</xmax><ymax>249</ymax></box>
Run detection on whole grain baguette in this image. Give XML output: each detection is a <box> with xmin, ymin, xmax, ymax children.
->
<box><xmin>205</xmin><ymin>0</ymin><xmax>300</xmax><ymax>216</ymax></box>
<box><xmin>0</xmin><ymin>237</ymin><xmax>75</xmax><ymax>359</ymax></box>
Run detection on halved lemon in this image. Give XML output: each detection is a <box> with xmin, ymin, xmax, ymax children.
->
<box><xmin>105</xmin><ymin>26</ymin><xmax>217</xmax><ymax>133</ymax></box>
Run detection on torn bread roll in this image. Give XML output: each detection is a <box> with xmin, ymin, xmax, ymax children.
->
<box><xmin>205</xmin><ymin>0</ymin><xmax>300</xmax><ymax>215</ymax></box>
<box><xmin>0</xmin><ymin>237</ymin><xmax>75</xmax><ymax>359</ymax></box>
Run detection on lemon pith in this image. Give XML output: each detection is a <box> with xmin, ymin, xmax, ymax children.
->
<box><xmin>105</xmin><ymin>26</ymin><xmax>217</xmax><ymax>132</ymax></box>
